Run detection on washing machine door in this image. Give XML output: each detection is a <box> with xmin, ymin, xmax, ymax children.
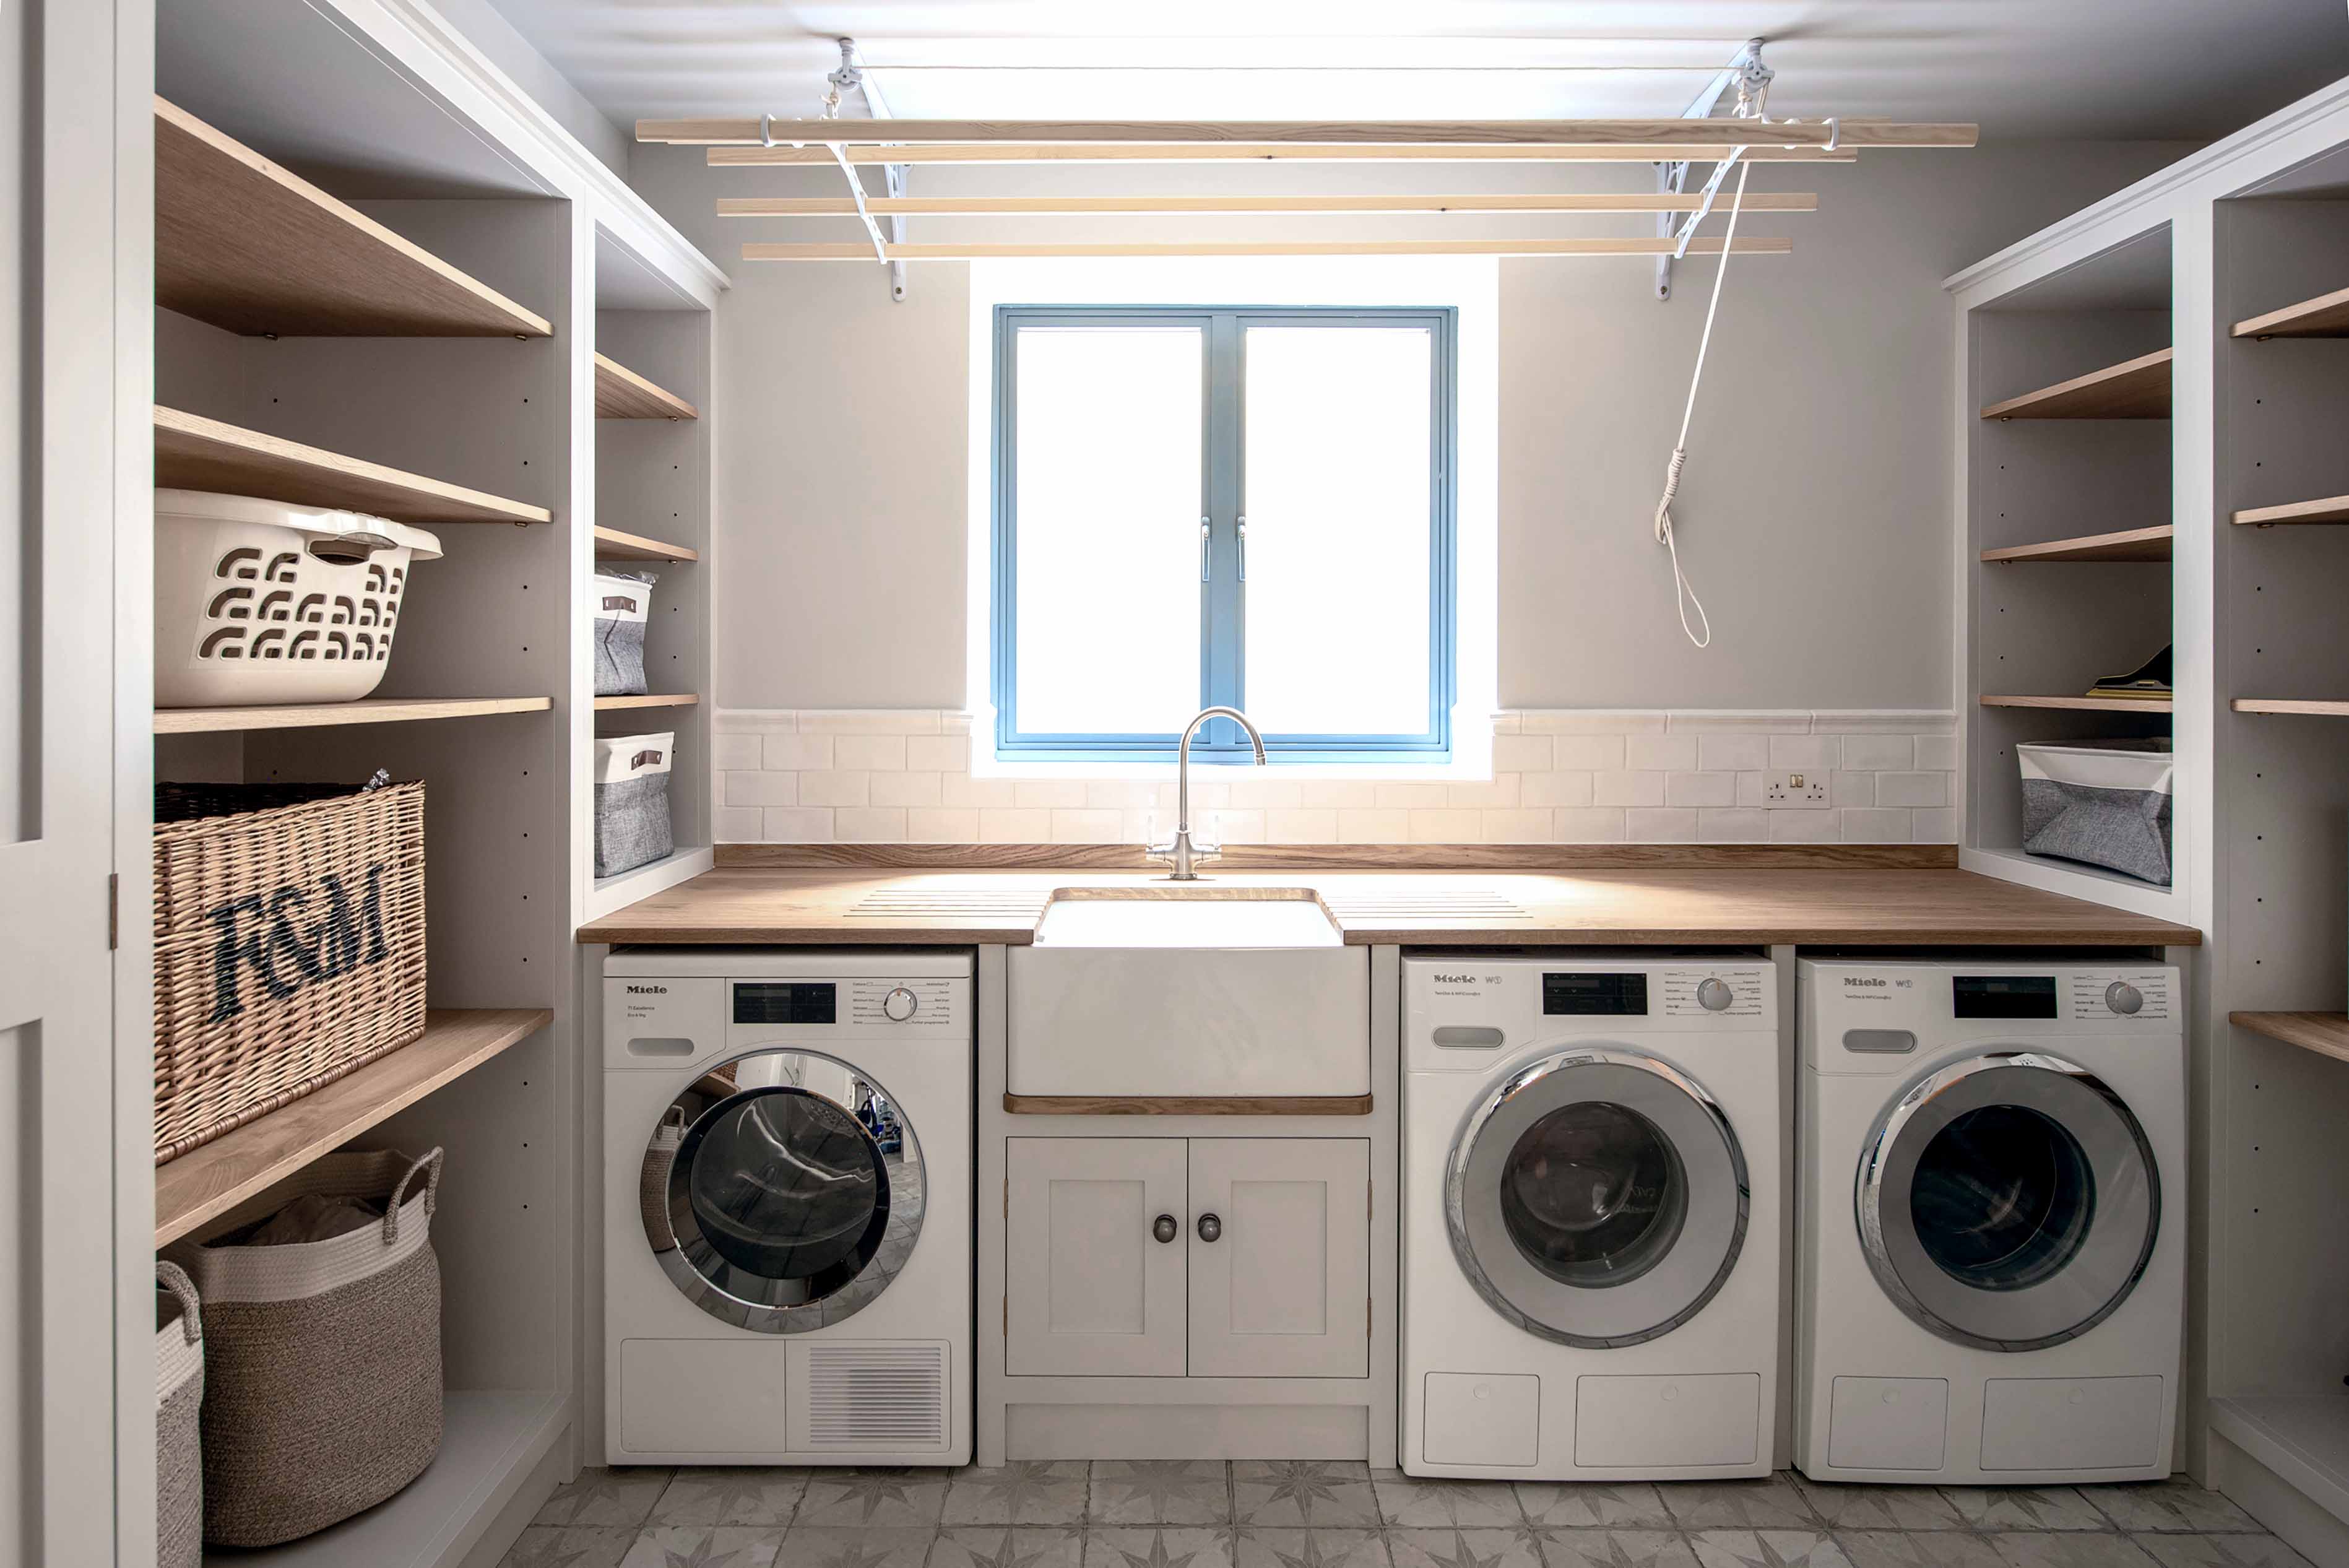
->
<box><xmin>1446</xmin><ymin>1048</ymin><xmax>1749</xmax><ymax>1348</ymax></box>
<box><xmin>1856</xmin><ymin>1051</ymin><xmax>2158</xmax><ymax>1352</ymax></box>
<box><xmin>643</xmin><ymin>1048</ymin><xmax>924</xmax><ymax>1335</ymax></box>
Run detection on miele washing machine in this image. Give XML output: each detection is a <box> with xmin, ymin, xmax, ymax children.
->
<box><xmin>1401</xmin><ymin>953</ymin><xmax>1782</xmax><ymax>1479</ymax></box>
<box><xmin>603</xmin><ymin>948</ymin><xmax>973</xmax><ymax>1466</ymax></box>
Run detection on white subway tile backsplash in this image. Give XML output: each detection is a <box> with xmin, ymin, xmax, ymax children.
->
<box><xmin>713</xmin><ymin>708</ymin><xmax>1959</xmax><ymax>847</ymax></box>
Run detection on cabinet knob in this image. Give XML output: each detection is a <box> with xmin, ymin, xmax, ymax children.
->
<box><xmin>1153</xmin><ymin>1213</ymin><xmax>1178</xmax><ymax>1244</ymax></box>
<box><xmin>1196</xmin><ymin>1213</ymin><xmax>1222</xmax><ymax>1244</ymax></box>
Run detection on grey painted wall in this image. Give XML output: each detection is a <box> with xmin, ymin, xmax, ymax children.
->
<box><xmin>627</xmin><ymin>141</ymin><xmax>2190</xmax><ymax>713</ymax></box>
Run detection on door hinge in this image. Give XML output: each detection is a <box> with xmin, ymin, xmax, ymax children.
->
<box><xmin>107</xmin><ymin>873</ymin><xmax>118</xmax><ymax>950</ymax></box>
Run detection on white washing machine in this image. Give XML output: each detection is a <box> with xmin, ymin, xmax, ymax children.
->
<box><xmin>603</xmin><ymin>949</ymin><xmax>973</xmax><ymax>1466</ymax></box>
<box><xmin>1795</xmin><ymin>958</ymin><xmax>2184</xmax><ymax>1484</ymax></box>
<box><xmin>1401</xmin><ymin>953</ymin><xmax>1781</xmax><ymax>1479</ymax></box>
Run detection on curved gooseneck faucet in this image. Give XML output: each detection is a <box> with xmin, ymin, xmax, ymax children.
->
<box><xmin>1151</xmin><ymin>706</ymin><xmax>1267</xmax><ymax>880</ymax></box>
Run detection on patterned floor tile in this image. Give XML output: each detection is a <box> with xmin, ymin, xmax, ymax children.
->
<box><xmin>772</xmin><ymin>1525</ymin><xmax>938</xmax><ymax>1568</ymax></box>
<box><xmin>795</xmin><ymin>1470</ymin><xmax>951</xmax><ymax>1528</ymax></box>
<box><xmin>500</xmin><ymin>1525</ymin><xmax>638</xmax><ymax>1568</ymax></box>
<box><xmin>944</xmin><ymin>1465</ymin><xmax>1091</xmax><ymax>1526</ymax></box>
<box><xmin>1235</xmin><ymin>1463</ymin><xmax>1382</xmax><ymax>1527</ymax></box>
<box><xmin>1388</xmin><ymin>1527</ymin><xmax>1544</xmax><ymax>1568</ymax></box>
<box><xmin>618</xmin><ymin>1525</ymin><xmax>785</xmax><ymax>1568</ymax></box>
<box><xmin>1690</xmin><ymin>1531</ymin><xmax>1853</xmax><ymax>1568</ymax></box>
<box><xmin>932</xmin><ymin>1526</ymin><xmax>1088</xmax><ymax>1568</ymax></box>
<box><xmin>1515</xmin><ymin>1485</ymin><xmax>1674</xmax><ymax>1530</ymax></box>
<box><xmin>1229</xmin><ymin>1526</ymin><xmax>1392</xmax><ymax>1568</ymax></box>
<box><xmin>537</xmin><ymin>1468</ymin><xmax>678</xmax><ymax>1528</ymax></box>
<box><xmin>1943</xmin><ymin>1492</ymin><xmax>2107</xmax><ymax>1535</ymax></box>
<box><xmin>649</xmin><ymin>1469</ymin><xmax>807</xmax><ymax>1528</ymax></box>
<box><xmin>1532</xmin><ymin>1529</ymin><xmax>1701</xmax><ymax>1568</ymax></box>
<box><xmin>1833</xmin><ymin>1531</ymin><xmax>2007</xmax><ymax>1568</ymax></box>
<box><xmin>1983</xmin><ymin>1535</ymin><xmax>2158</xmax><ymax>1568</ymax></box>
<box><xmin>1372</xmin><ymin>1473</ymin><xmax>1525</xmax><ymax>1528</ymax></box>
<box><xmin>1792</xmin><ymin>1481</ymin><xmax>1964</xmax><ymax>1533</ymax></box>
<box><xmin>1083</xmin><ymin>1526</ymin><xmax>1240</xmax><ymax>1568</ymax></box>
<box><xmin>1088</xmin><ymin>1462</ymin><xmax>1235</xmax><ymax>1525</ymax></box>
<box><xmin>2083</xmin><ymin>1484</ymin><xmax>2259</xmax><ymax>1535</ymax></box>
<box><xmin>2130</xmin><ymin>1536</ymin><xmax>2316</xmax><ymax>1568</ymax></box>
<box><xmin>1661</xmin><ymin>1480</ymin><xmax>1818</xmax><ymax>1531</ymax></box>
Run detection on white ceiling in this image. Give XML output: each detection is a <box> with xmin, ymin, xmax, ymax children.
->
<box><xmin>484</xmin><ymin>0</ymin><xmax>2349</xmax><ymax>142</ymax></box>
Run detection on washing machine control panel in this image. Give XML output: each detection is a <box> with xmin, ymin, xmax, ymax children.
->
<box><xmin>1661</xmin><ymin>969</ymin><xmax>1768</xmax><ymax>1020</ymax></box>
<box><xmin>2073</xmin><ymin>971</ymin><xmax>2169</xmax><ymax>1020</ymax></box>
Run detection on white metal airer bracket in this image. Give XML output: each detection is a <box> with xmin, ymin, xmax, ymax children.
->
<box><xmin>819</xmin><ymin>37</ymin><xmax>909</xmax><ymax>301</ymax></box>
<box><xmin>1655</xmin><ymin>38</ymin><xmax>1775</xmax><ymax>302</ymax></box>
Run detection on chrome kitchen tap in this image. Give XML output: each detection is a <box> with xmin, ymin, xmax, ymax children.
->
<box><xmin>1149</xmin><ymin>706</ymin><xmax>1268</xmax><ymax>880</ymax></box>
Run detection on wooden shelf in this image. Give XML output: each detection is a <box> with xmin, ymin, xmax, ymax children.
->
<box><xmin>593</xmin><ymin>525</ymin><xmax>699</xmax><ymax>563</ymax></box>
<box><xmin>594</xmin><ymin>353</ymin><xmax>699</xmax><ymax>420</ymax></box>
<box><xmin>1979</xmin><ymin>348</ymin><xmax>2173</xmax><ymax>420</ymax></box>
<box><xmin>154</xmin><ymin>695</ymin><xmax>551</xmax><ymax>735</ymax></box>
<box><xmin>1981</xmin><ymin>525</ymin><xmax>2173</xmax><ymax>563</ymax></box>
<box><xmin>2231</xmin><ymin>1011</ymin><xmax>2349</xmax><ymax>1064</ymax></box>
<box><xmin>594</xmin><ymin>692</ymin><xmax>700</xmax><ymax>711</ymax></box>
<box><xmin>2234</xmin><ymin>493</ymin><xmax>2349</xmax><ymax>527</ymax></box>
<box><xmin>156</xmin><ymin>1007</ymin><xmax>550</xmax><ymax>1247</ymax></box>
<box><xmin>2233</xmin><ymin>698</ymin><xmax>2349</xmax><ymax>716</ymax></box>
<box><xmin>155</xmin><ymin>407</ymin><xmax>553</xmax><ymax>526</ymax></box>
<box><xmin>156</xmin><ymin>98</ymin><xmax>552</xmax><ymax>339</ymax></box>
<box><xmin>1981</xmin><ymin>694</ymin><xmax>2174</xmax><ymax>713</ymax></box>
<box><xmin>2233</xmin><ymin>284</ymin><xmax>2349</xmax><ymax>340</ymax></box>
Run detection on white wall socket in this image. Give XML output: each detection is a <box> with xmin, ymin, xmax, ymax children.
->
<box><xmin>1765</xmin><ymin>771</ymin><xmax>1832</xmax><ymax>809</ymax></box>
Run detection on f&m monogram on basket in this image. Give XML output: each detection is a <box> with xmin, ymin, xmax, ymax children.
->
<box><xmin>152</xmin><ymin>779</ymin><xmax>429</xmax><ymax>1164</ymax></box>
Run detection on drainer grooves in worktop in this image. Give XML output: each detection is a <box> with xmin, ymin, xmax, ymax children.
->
<box><xmin>1322</xmin><ymin>891</ymin><xmax>1530</xmax><ymax>919</ymax></box>
<box><xmin>851</xmin><ymin>890</ymin><xmax>1052</xmax><ymax>919</ymax></box>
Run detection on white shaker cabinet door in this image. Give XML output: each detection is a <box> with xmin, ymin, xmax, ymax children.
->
<box><xmin>1005</xmin><ymin>1138</ymin><xmax>1190</xmax><ymax>1377</ymax></box>
<box><xmin>1187</xmin><ymin>1138</ymin><xmax>1371</xmax><ymax>1379</ymax></box>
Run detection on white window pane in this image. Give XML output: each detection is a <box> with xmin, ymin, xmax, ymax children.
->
<box><xmin>1013</xmin><ymin>326</ymin><xmax>1203</xmax><ymax>734</ymax></box>
<box><xmin>1242</xmin><ymin>325</ymin><xmax>1434</xmax><ymax>736</ymax></box>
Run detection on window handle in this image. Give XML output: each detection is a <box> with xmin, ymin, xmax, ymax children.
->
<box><xmin>1237</xmin><ymin>516</ymin><xmax>1247</xmax><ymax>582</ymax></box>
<box><xmin>1200</xmin><ymin>517</ymin><xmax>1211</xmax><ymax>582</ymax></box>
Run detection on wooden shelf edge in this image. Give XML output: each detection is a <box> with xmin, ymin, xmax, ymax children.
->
<box><xmin>1981</xmin><ymin>525</ymin><xmax>2173</xmax><ymax>563</ymax></box>
<box><xmin>155</xmin><ymin>1007</ymin><xmax>552</xmax><ymax>1246</ymax></box>
<box><xmin>2230</xmin><ymin>1011</ymin><xmax>2349</xmax><ymax>1063</ymax></box>
<box><xmin>593</xmin><ymin>692</ymin><xmax>701</xmax><ymax>710</ymax></box>
<box><xmin>593</xmin><ymin>525</ymin><xmax>700</xmax><ymax>563</ymax></box>
<box><xmin>2233</xmin><ymin>283</ymin><xmax>2349</xmax><ymax>340</ymax></box>
<box><xmin>1980</xmin><ymin>694</ymin><xmax>2174</xmax><ymax>713</ymax></box>
<box><xmin>1005</xmin><ymin>1093</ymin><xmax>1373</xmax><ymax>1116</ymax></box>
<box><xmin>1978</xmin><ymin>347</ymin><xmax>2174</xmax><ymax>420</ymax></box>
<box><xmin>154</xmin><ymin>406</ymin><xmax>554</xmax><ymax>526</ymax></box>
<box><xmin>594</xmin><ymin>352</ymin><xmax>700</xmax><ymax>420</ymax></box>
<box><xmin>154</xmin><ymin>695</ymin><xmax>552</xmax><ymax>735</ymax></box>
<box><xmin>2234</xmin><ymin>494</ymin><xmax>2349</xmax><ymax>527</ymax></box>
<box><xmin>155</xmin><ymin>97</ymin><xmax>553</xmax><ymax>340</ymax></box>
<box><xmin>2233</xmin><ymin>698</ymin><xmax>2349</xmax><ymax>716</ymax></box>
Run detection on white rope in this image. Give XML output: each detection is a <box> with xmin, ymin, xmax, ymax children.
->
<box><xmin>1650</xmin><ymin>155</ymin><xmax>1752</xmax><ymax>650</ymax></box>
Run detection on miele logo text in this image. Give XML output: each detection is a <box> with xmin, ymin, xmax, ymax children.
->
<box><xmin>1432</xmin><ymin>974</ymin><xmax>1479</xmax><ymax>984</ymax></box>
<box><xmin>625</xmin><ymin>984</ymin><xmax>667</xmax><ymax>995</ymax></box>
<box><xmin>1844</xmin><ymin>977</ymin><xmax>1887</xmax><ymax>987</ymax></box>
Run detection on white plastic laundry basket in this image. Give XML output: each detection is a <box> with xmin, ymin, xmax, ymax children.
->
<box><xmin>155</xmin><ymin>489</ymin><xmax>443</xmax><ymax>708</ymax></box>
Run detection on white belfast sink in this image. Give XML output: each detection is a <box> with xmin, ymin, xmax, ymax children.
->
<box><xmin>1006</xmin><ymin>888</ymin><xmax>1370</xmax><ymax>1099</ymax></box>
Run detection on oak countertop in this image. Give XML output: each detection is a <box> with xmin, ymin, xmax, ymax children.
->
<box><xmin>575</xmin><ymin>864</ymin><xmax>2200</xmax><ymax>949</ymax></box>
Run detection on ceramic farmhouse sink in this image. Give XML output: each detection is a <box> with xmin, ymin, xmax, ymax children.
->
<box><xmin>1006</xmin><ymin>888</ymin><xmax>1370</xmax><ymax>1100</ymax></box>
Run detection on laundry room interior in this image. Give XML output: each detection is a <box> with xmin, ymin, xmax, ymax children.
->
<box><xmin>21</xmin><ymin>2</ymin><xmax>2349</xmax><ymax>1567</ymax></box>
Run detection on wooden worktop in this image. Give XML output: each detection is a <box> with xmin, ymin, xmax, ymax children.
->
<box><xmin>575</xmin><ymin>854</ymin><xmax>2200</xmax><ymax>949</ymax></box>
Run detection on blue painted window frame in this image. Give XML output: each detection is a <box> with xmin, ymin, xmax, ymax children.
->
<box><xmin>991</xmin><ymin>303</ymin><xmax>1459</xmax><ymax>763</ymax></box>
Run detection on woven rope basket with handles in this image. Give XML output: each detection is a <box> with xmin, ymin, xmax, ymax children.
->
<box><xmin>163</xmin><ymin>1148</ymin><xmax>446</xmax><ymax>1548</ymax></box>
<box><xmin>155</xmin><ymin>1261</ymin><xmax>204</xmax><ymax>1568</ymax></box>
<box><xmin>152</xmin><ymin>779</ymin><xmax>427</xmax><ymax>1163</ymax></box>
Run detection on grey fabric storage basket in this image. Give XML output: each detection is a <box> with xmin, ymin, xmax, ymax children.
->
<box><xmin>2019</xmin><ymin>739</ymin><xmax>2174</xmax><ymax>886</ymax></box>
<box><xmin>596</xmin><ymin>731</ymin><xmax>675</xmax><ymax>878</ymax></box>
<box><xmin>163</xmin><ymin>1148</ymin><xmax>445</xmax><ymax>1548</ymax></box>
<box><xmin>156</xmin><ymin>1262</ymin><xmax>204</xmax><ymax>1568</ymax></box>
<box><xmin>592</xmin><ymin>571</ymin><xmax>655</xmax><ymax>696</ymax></box>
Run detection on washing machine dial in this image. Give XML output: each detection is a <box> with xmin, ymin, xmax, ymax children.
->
<box><xmin>2105</xmin><ymin>981</ymin><xmax>2144</xmax><ymax>1016</ymax></box>
<box><xmin>882</xmin><ymin>986</ymin><xmax>919</xmax><ymax>1022</ymax></box>
<box><xmin>1696</xmin><ymin>977</ymin><xmax>1736</xmax><ymax>1013</ymax></box>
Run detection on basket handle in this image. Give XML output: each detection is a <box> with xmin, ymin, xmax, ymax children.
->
<box><xmin>156</xmin><ymin>1260</ymin><xmax>202</xmax><ymax>1345</ymax></box>
<box><xmin>382</xmin><ymin>1146</ymin><xmax>445</xmax><ymax>1245</ymax></box>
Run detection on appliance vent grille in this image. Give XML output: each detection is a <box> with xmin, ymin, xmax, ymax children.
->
<box><xmin>803</xmin><ymin>1343</ymin><xmax>948</xmax><ymax>1450</ymax></box>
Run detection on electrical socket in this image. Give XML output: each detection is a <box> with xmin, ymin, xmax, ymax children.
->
<box><xmin>1765</xmin><ymin>771</ymin><xmax>1832</xmax><ymax>809</ymax></box>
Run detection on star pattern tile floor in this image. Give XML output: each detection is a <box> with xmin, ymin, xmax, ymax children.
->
<box><xmin>496</xmin><ymin>1470</ymin><xmax>2312</xmax><ymax>1568</ymax></box>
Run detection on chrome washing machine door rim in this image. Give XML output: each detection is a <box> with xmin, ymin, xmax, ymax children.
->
<box><xmin>642</xmin><ymin>1047</ymin><xmax>925</xmax><ymax>1335</ymax></box>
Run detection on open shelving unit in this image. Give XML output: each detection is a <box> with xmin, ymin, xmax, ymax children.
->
<box><xmin>1980</xmin><ymin>524</ymin><xmax>2173</xmax><ymax>562</ymax></box>
<box><xmin>594</xmin><ymin>350</ymin><xmax>700</xmax><ymax>420</ymax></box>
<box><xmin>1978</xmin><ymin>346</ymin><xmax>2174</xmax><ymax>419</ymax></box>
<box><xmin>592</xmin><ymin>524</ymin><xmax>699</xmax><ymax>562</ymax></box>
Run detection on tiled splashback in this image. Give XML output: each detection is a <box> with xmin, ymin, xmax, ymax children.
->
<box><xmin>710</xmin><ymin>710</ymin><xmax>1958</xmax><ymax>846</ymax></box>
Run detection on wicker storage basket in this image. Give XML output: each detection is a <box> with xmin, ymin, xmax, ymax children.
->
<box><xmin>152</xmin><ymin>780</ymin><xmax>427</xmax><ymax>1164</ymax></box>
<box><xmin>163</xmin><ymin>1148</ymin><xmax>446</xmax><ymax>1548</ymax></box>
<box><xmin>155</xmin><ymin>1262</ymin><xmax>204</xmax><ymax>1568</ymax></box>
